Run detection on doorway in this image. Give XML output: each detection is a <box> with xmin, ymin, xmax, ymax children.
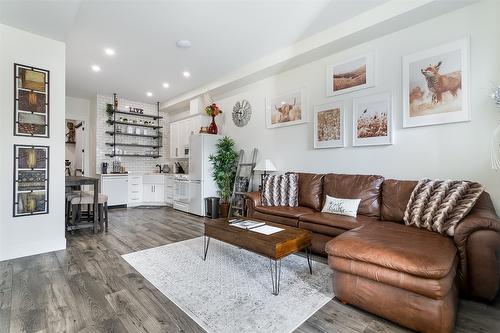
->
<box><xmin>65</xmin><ymin>119</ymin><xmax>86</xmax><ymax>176</ymax></box>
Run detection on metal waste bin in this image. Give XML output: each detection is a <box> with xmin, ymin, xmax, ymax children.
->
<box><xmin>205</xmin><ymin>197</ymin><xmax>220</xmax><ymax>219</ymax></box>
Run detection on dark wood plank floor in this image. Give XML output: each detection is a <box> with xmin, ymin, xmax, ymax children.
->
<box><xmin>0</xmin><ymin>207</ymin><xmax>499</xmax><ymax>332</ymax></box>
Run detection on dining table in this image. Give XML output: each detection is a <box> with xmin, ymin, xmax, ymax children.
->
<box><xmin>65</xmin><ymin>176</ymin><xmax>99</xmax><ymax>233</ymax></box>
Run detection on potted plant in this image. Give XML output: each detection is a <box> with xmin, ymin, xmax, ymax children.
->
<box><xmin>208</xmin><ymin>136</ymin><xmax>239</xmax><ymax>218</ymax></box>
<box><xmin>205</xmin><ymin>103</ymin><xmax>223</xmax><ymax>134</ymax></box>
<box><xmin>105</xmin><ymin>103</ymin><xmax>114</xmax><ymax>120</ymax></box>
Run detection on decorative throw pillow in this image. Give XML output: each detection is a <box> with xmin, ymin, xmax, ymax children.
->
<box><xmin>321</xmin><ymin>195</ymin><xmax>361</xmax><ymax>218</ymax></box>
<box><xmin>261</xmin><ymin>173</ymin><xmax>298</xmax><ymax>207</ymax></box>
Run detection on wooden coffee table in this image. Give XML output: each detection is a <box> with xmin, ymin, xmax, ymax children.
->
<box><xmin>203</xmin><ymin>218</ymin><xmax>313</xmax><ymax>295</ymax></box>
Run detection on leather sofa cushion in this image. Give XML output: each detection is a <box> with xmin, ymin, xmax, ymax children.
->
<box><xmin>253</xmin><ymin>211</ymin><xmax>298</xmax><ymax>227</ymax></box>
<box><xmin>323</xmin><ymin>173</ymin><xmax>384</xmax><ymax>217</ymax></box>
<box><xmin>254</xmin><ymin>205</ymin><xmax>316</xmax><ymax>219</ymax></box>
<box><xmin>297</xmin><ymin>173</ymin><xmax>324</xmax><ymax>210</ymax></box>
<box><xmin>298</xmin><ymin>221</ymin><xmax>346</xmax><ymax>237</ymax></box>
<box><xmin>325</xmin><ymin>222</ymin><xmax>457</xmax><ymax>279</ymax></box>
<box><xmin>329</xmin><ymin>256</ymin><xmax>457</xmax><ymax>299</ymax></box>
<box><xmin>300</xmin><ymin>212</ymin><xmax>378</xmax><ymax>230</ymax></box>
<box><xmin>381</xmin><ymin>179</ymin><xmax>417</xmax><ymax>222</ymax></box>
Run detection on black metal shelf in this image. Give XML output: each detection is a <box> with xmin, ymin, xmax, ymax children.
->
<box><xmin>112</xmin><ymin>110</ymin><xmax>163</xmax><ymax>120</ymax></box>
<box><xmin>105</xmin><ymin>143</ymin><xmax>162</xmax><ymax>148</ymax></box>
<box><xmin>105</xmin><ymin>131</ymin><xmax>160</xmax><ymax>139</ymax></box>
<box><xmin>107</xmin><ymin>120</ymin><xmax>162</xmax><ymax>129</ymax></box>
<box><xmin>105</xmin><ymin>153</ymin><xmax>162</xmax><ymax>158</ymax></box>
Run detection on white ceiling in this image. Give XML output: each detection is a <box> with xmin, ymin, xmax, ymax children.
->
<box><xmin>0</xmin><ymin>0</ymin><xmax>388</xmax><ymax>103</ymax></box>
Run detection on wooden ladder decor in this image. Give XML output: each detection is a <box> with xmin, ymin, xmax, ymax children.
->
<box><xmin>228</xmin><ymin>148</ymin><xmax>258</xmax><ymax>218</ymax></box>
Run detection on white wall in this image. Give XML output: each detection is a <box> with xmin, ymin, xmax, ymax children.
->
<box><xmin>66</xmin><ymin>96</ymin><xmax>91</xmax><ymax>176</ymax></box>
<box><xmin>216</xmin><ymin>1</ymin><xmax>500</xmax><ymax>210</ymax></box>
<box><xmin>0</xmin><ymin>24</ymin><xmax>66</xmax><ymax>261</ymax></box>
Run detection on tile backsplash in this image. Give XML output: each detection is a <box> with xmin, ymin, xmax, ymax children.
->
<box><xmin>95</xmin><ymin>94</ymin><xmax>188</xmax><ymax>174</ymax></box>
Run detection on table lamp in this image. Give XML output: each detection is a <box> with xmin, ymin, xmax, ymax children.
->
<box><xmin>254</xmin><ymin>159</ymin><xmax>277</xmax><ymax>191</ymax></box>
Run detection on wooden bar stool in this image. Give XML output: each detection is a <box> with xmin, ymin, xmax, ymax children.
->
<box><xmin>69</xmin><ymin>192</ymin><xmax>109</xmax><ymax>232</ymax></box>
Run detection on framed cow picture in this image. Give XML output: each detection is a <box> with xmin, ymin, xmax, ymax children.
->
<box><xmin>402</xmin><ymin>38</ymin><xmax>470</xmax><ymax>128</ymax></box>
<box><xmin>265</xmin><ymin>87</ymin><xmax>307</xmax><ymax>129</ymax></box>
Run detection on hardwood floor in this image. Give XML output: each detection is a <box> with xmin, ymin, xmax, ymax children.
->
<box><xmin>0</xmin><ymin>207</ymin><xmax>499</xmax><ymax>332</ymax></box>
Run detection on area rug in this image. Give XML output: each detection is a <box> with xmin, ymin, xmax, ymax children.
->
<box><xmin>122</xmin><ymin>237</ymin><xmax>334</xmax><ymax>333</ymax></box>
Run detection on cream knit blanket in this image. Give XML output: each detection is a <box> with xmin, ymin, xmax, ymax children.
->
<box><xmin>403</xmin><ymin>179</ymin><xmax>484</xmax><ymax>236</ymax></box>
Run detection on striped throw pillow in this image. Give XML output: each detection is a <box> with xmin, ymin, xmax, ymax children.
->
<box><xmin>261</xmin><ymin>173</ymin><xmax>298</xmax><ymax>207</ymax></box>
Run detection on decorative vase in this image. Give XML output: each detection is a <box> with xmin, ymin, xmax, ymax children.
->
<box><xmin>208</xmin><ymin>115</ymin><xmax>218</xmax><ymax>134</ymax></box>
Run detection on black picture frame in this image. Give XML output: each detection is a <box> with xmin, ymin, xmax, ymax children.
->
<box><xmin>13</xmin><ymin>144</ymin><xmax>50</xmax><ymax>217</ymax></box>
<box><xmin>14</xmin><ymin>63</ymin><xmax>50</xmax><ymax>138</ymax></box>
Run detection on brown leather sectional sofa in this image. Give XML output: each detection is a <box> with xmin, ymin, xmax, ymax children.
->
<box><xmin>245</xmin><ymin>173</ymin><xmax>500</xmax><ymax>333</ymax></box>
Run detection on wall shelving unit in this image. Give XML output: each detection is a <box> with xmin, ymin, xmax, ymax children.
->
<box><xmin>106</xmin><ymin>100</ymin><xmax>163</xmax><ymax>159</ymax></box>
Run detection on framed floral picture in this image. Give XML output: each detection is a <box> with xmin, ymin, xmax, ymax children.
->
<box><xmin>265</xmin><ymin>87</ymin><xmax>307</xmax><ymax>129</ymax></box>
<box><xmin>13</xmin><ymin>145</ymin><xmax>50</xmax><ymax>217</ymax></box>
<box><xmin>313</xmin><ymin>101</ymin><xmax>345</xmax><ymax>148</ymax></box>
<box><xmin>326</xmin><ymin>52</ymin><xmax>375</xmax><ymax>97</ymax></box>
<box><xmin>402</xmin><ymin>38</ymin><xmax>470</xmax><ymax>128</ymax></box>
<box><xmin>14</xmin><ymin>63</ymin><xmax>50</xmax><ymax>137</ymax></box>
<box><xmin>352</xmin><ymin>92</ymin><xmax>393</xmax><ymax>146</ymax></box>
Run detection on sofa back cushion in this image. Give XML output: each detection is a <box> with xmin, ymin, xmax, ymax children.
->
<box><xmin>297</xmin><ymin>173</ymin><xmax>324</xmax><ymax>211</ymax></box>
<box><xmin>381</xmin><ymin>179</ymin><xmax>418</xmax><ymax>222</ymax></box>
<box><xmin>323</xmin><ymin>173</ymin><xmax>384</xmax><ymax>218</ymax></box>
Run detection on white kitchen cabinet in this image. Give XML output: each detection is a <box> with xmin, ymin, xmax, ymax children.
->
<box><xmin>165</xmin><ymin>175</ymin><xmax>174</xmax><ymax>205</ymax></box>
<box><xmin>170</xmin><ymin>115</ymin><xmax>204</xmax><ymax>159</ymax></box>
<box><xmin>143</xmin><ymin>184</ymin><xmax>164</xmax><ymax>203</ymax></box>
<box><xmin>170</xmin><ymin>122</ymin><xmax>180</xmax><ymax>158</ymax></box>
<box><xmin>128</xmin><ymin>175</ymin><xmax>143</xmax><ymax>207</ymax></box>
<box><xmin>142</xmin><ymin>174</ymin><xmax>166</xmax><ymax>204</ymax></box>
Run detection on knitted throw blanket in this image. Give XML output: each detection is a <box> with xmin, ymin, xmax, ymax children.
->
<box><xmin>403</xmin><ymin>179</ymin><xmax>484</xmax><ymax>236</ymax></box>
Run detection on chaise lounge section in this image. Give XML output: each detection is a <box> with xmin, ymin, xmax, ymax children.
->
<box><xmin>245</xmin><ymin>172</ymin><xmax>500</xmax><ymax>332</ymax></box>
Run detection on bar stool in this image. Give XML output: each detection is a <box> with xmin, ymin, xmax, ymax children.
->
<box><xmin>69</xmin><ymin>192</ymin><xmax>109</xmax><ymax>232</ymax></box>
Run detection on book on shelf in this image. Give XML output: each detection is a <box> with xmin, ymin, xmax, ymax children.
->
<box><xmin>229</xmin><ymin>219</ymin><xmax>266</xmax><ymax>230</ymax></box>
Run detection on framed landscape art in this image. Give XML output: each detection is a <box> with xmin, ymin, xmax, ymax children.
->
<box><xmin>13</xmin><ymin>145</ymin><xmax>49</xmax><ymax>217</ymax></box>
<box><xmin>265</xmin><ymin>87</ymin><xmax>307</xmax><ymax>129</ymax></box>
<box><xmin>313</xmin><ymin>102</ymin><xmax>345</xmax><ymax>148</ymax></box>
<box><xmin>352</xmin><ymin>92</ymin><xmax>393</xmax><ymax>146</ymax></box>
<box><xmin>326</xmin><ymin>52</ymin><xmax>374</xmax><ymax>97</ymax></box>
<box><xmin>402</xmin><ymin>38</ymin><xmax>469</xmax><ymax>128</ymax></box>
<box><xmin>14</xmin><ymin>63</ymin><xmax>50</xmax><ymax>137</ymax></box>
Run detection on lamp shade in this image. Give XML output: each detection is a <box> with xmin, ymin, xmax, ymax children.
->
<box><xmin>254</xmin><ymin>159</ymin><xmax>277</xmax><ymax>172</ymax></box>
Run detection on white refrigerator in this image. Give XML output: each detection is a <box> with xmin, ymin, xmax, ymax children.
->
<box><xmin>188</xmin><ymin>134</ymin><xmax>221</xmax><ymax>216</ymax></box>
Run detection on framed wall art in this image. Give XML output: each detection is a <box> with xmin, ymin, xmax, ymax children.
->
<box><xmin>313</xmin><ymin>101</ymin><xmax>345</xmax><ymax>148</ymax></box>
<box><xmin>14</xmin><ymin>63</ymin><xmax>50</xmax><ymax>137</ymax></box>
<box><xmin>13</xmin><ymin>145</ymin><xmax>50</xmax><ymax>217</ymax></box>
<box><xmin>326</xmin><ymin>52</ymin><xmax>375</xmax><ymax>97</ymax></box>
<box><xmin>352</xmin><ymin>92</ymin><xmax>393</xmax><ymax>146</ymax></box>
<box><xmin>402</xmin><ymin>38</ymin><xmax>470</xmax><ymax>128</ymax></box>
<box><xmin>265</xmin><ymin>87</ymin><xmax>307</xmax><ymax>129</ymax></box>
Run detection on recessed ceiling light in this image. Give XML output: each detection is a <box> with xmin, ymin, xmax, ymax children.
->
<box><xmin>104</xmin><ymin>48</ymin><xmax>115</xmax><ymax>56</ymax></box>
<box><xmin>183</xmin><ymin>71</ymin><xmax>191</xmax><ymax>78</ymax></box>
<box><xmin>91</xmin><ymin>65</ymin><xmax>101</xmax><ymax>72</ymax></box>
<box><xmin>162</xmin><ymin>82</ymin><xmax>170</xmax><ymax>88</ymax></box>
<box><xmin>176</xmin><ymin>39</ymin><xmax>192</xmax><ymax>49</ymax></box>
<box><xmin>146</xmin><ymin>92</ymin><xmax>153</xmax><ymax>97</ymax></box>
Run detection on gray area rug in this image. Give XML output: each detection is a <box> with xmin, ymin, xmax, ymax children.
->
<box><xmin>122</xmin><ymin>237</ymin><xmax>334</xmax><ymax>333</ymax></box>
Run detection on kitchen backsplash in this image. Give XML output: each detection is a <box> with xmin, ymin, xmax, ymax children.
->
<box><xmin>95</xmin><ymin>94</ymin><xmax>189</xmax><ymax>174</ymax></box>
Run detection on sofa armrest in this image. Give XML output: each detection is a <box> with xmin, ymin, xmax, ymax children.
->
<box><xmin>245</xmin><ymin>191</ymin><xmax>261</xmax><ymax>217</ymax></box>
<box><xmin>453</xmin><ymin>192</ymin><xmax>500</xmax><ymax>300</ymax></box>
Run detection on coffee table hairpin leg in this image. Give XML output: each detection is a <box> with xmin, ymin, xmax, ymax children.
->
<box><xmin>269</xmin><ymin>259</ymin><xmax>282</xmax><ymax>296</ymax></box>
<box><xmin>305</xmin><ymin>246</ymin><xmax>313</xmax><ymax>274</ymax></box>
<box><xmin>203</xmin><ymin>236</ymin><xmax>211</xmax><ymax>261</ymax></box>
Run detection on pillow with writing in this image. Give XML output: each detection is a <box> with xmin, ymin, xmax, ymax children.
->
<box><xmin>321</xmin><ymin>195</ymin><xmax>361</xmax><ymax>218</ymax></box>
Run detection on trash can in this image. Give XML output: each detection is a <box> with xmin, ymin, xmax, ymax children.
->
<box><xmin>205</xmin><ymin>197</ymin><xmax>220</xmax><ymax>219</ymax></box>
